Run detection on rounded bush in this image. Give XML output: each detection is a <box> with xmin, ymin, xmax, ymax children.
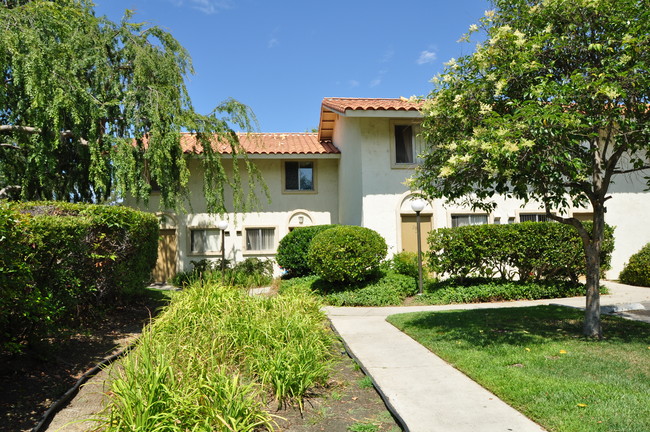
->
<box><xmin>619</xmin><ymin>243</ymin><xmax>650</xmax><ymax>287</ymax></box>
<box><xmin>276</xmin><ymin>224</ymin><xmax>337</xmax><ymax>277</ymax></box>
<box><xmin>308</xmin><ymin>225</ymin><xmax>387</xmax><ymax>284</ymax></box>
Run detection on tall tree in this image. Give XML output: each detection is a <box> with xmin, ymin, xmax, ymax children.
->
<box><xmin>0</xmin><ymin>0</ymin><xmax>265</xmax><ymax>212</ymax></box>
<box><xmin>413</xmin><ymin>0</ymin><xmax>650</xmax><ymax>337</ymax></box>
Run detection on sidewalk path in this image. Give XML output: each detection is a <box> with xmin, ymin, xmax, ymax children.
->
<box><xmin>324</xmin><ymin>281</ymin><xmax>650</xmax><ymax>432</ymax></box>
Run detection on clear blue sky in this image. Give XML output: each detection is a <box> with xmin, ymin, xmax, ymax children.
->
<box><xmin>94</xmin><ymin>0</ymin><xmax>490</xmax><ymax>133</ymax></box>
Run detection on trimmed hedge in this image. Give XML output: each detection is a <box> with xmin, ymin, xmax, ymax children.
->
<box><xmin>308</xmin><ymin>225</ymin><xmax>387</xmax><ymax>284</ymax></box>
<box><xmin>279</xmin><ymin>271</ymin><xmax>417</xmax><ymax>306</ymax></box>
<box><xmin>276</xmin><ymin>224</ymin><xmax>337</xmax><ymax>277</ymax></box>
<box><xmin>428</xmin><ymin>222</ymin><xmax>614</xmax><ymax>282</ymax></box>
<box><xmin>1</xmin><ymin>201</ymin><xmax>158</xmax><ymax>352</ymax></box>
<box><xmin>417</xmin><ymin>278</ymin><xmax>593</xmax><ymax>305</ymax></box>
<box><xmin>619</xmin><ymin>243</ymin><xmax>650</xmax><ymax>287</ymax></box>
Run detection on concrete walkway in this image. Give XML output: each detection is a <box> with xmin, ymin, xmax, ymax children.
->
<box><xmin>324</xmin><ymin>281</ymin><xmax>650</xmax><ymax>432</ymax></box>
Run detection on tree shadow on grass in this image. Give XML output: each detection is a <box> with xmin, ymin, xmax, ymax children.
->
<box><xmin>389</xmin><ymin>305</ymin><xmax>650</xmax><ymax>348</ymax></box>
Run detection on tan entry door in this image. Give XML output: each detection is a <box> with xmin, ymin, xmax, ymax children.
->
<box><xmin>401</xmin><ymin>215</ymin><xmax>432</xmax><ymax>253</ymax></box>
<box><xmin>153</xmin><ymin>229</ymin><xmax>177</xmax><ymax>283</ymax></box>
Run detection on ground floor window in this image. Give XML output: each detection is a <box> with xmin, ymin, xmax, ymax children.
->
<box><xmin>190</xmin><ymin>228</ymin><xmax>221</xmax><ymax>253</ymax></box>
<box><xmin>520</xmin><ymin>213</ymin><xmax>548</xmax><ymax>222</ymax></box>
<box><xmin>245</xmin><ymin>228</ymin><xmax>275</xmax><ymax>251</ymax></box>
<box><xmin>451</xmin><ymin>214</ymin><xmax>488</xmax><ymax>227</ymax></box>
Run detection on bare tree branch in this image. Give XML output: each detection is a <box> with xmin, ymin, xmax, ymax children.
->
<box><xmin>0</xmin><ymin>185</ymin><xmax>21</xmax><ymax>199</ymax></box>
<box><xmin>0</xmin><ymin>125</ymin><xmax>89</xmax><ymax>145</ymax></box>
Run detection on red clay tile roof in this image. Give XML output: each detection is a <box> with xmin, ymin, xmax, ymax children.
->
<box><xmin>321</xmin><ymin>97</ymin><xmax>422</xmax><ymax>113</ymax></box>
<box><xmin>179</xmin><ymin>132</ymin><xmax>339</xmax><ymax>155</ymax></box>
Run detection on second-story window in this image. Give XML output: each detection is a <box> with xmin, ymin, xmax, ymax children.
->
<box><xmin>395</xmin><ymin>125</ymin><xmax>415</xmax><ymax>164</ymax></box>
<box><xmin>285</xmin><ymin>161</ymin><xmax>314</xmax><ymax>191</ymax></box>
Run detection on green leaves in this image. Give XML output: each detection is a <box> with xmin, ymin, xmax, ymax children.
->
<box><xmin>416</xmin><ymin>0</ymin><xmax>650</xmax><ymax>212</ymax></box>
<box><xmin>0</xmin><ymin>1</ymin><xmax>261</xmax><ymax>212</ymax></box>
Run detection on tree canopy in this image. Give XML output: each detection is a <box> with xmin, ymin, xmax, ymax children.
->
<box><xmin>0</xmin><ymin>0</ymin><xmax>264</xmax><ymax>212</ymax></box>
<box><xmin>413</xmin><ymin>0</ymin><xmax>650</xmax><ymax>337</ymax></box>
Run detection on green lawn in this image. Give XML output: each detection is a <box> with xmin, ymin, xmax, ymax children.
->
<box><xmin>387</xmin><ymin>306</ymin><xmax>650</xmax><ymax>432</ymax></box>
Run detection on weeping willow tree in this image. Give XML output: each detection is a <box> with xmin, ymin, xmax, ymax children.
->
<box><xmin>0</xmin><ymin>0</ymin><xmax>266</xmax><ymax>212</ymax></box>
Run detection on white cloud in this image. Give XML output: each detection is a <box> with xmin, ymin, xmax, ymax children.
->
<box><xmin>169</xmin><ymin>0</ymin><xmax>233</xmax><ymax>14</ymax></box>
<box><xmin>381</xmin><ymin>46</ymin><xmax>395</xmax><ymax>63</ymax></box>
<box><xmin>369</xmin><ymin>78</ymin><xmax>382</xmax><ymax>87</ymax></box>
<box><xmin>268</xmin><ymin>38</ymin><xmax>279</xmax><ymax>48</ymax></box>
<box><xmin>348</xmin><ymin>80</ymin><xmax>360</xmax><ymax>88</ymax></box>
<box><xmin>417</xmin><ymin>50</ymin><xmax>437</xmax><ymax>65</ymax></box>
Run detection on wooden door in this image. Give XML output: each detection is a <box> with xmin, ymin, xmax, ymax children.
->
<box><xmin>401</xmin><ymin>215</ymin><xmax>432</xmax><ymax>253</ymax></box>
<box><xmin>153</xmin><ymin>229</ymin><xmax>177</xmax><ymax>283</ymax></box>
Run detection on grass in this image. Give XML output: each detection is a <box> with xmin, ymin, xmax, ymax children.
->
<box><xmin>358</xmin><ymin>375</ymin><xmax>374</xmax><ymax>389</ymax></box>
<box><xmin>387</xmin><ymin>305</ymin><xmax>650</xmax><ymax>432</ymax></box>
<box><xmin>102</xmin><ymin>282</ymin><xmax>333</xmax><ymax>431</ymax></box>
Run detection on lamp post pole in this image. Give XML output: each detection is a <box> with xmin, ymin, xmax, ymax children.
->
<box><xmin>410</xmin><ymin>199</ymin><xmax>426</xmax><ymax>295</ymax></box>
<box><xmin>218</xmin><ymin>220</ymin><xmax>229</xmax><ymax>274</ymax></box>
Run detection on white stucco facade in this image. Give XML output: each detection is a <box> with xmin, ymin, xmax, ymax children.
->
<box><xmin>134</xmin><ymin>98</ymin><xmax>650</xmax><ymax>281</ymax></box>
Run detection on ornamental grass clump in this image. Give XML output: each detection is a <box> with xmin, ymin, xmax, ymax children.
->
<box><xmin>103</xmin><ymin>283</ymin><xmax>333</xmax><ymax>431</ymax></box>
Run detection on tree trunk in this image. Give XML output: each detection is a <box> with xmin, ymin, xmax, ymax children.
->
<box><xmin>583</xmin><ymin>204</ymin><xmax>605</xmax><ymax>338</ymax></box>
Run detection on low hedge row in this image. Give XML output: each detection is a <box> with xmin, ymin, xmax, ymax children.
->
<box><xmin>428</xmin><ymin>222</ymin><xmax>614</xmax><ymax>282</ymax></box>
<box><xmin>279</xmin><ymin>271</ymin><xmax>418</xmax><ymax>306</ymax></box>
<box><xmin>1</xmin><ymin>201</ymin><xmax>158</xmax><ymax>353</ymax></box>
<box><xmin>416</xmin><ymin>278</ymin><xmax>597</xmax><ymax>305</ymax></box>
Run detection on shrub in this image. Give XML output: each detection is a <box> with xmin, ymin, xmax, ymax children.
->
<box><xmin>308</xmin><ymin>226</ymin><xmax>387</xmax><ymax>284</ymax></box>
<box><xmin>428</xmin><ymin>222</ymin><xmax>614</xmax><ymax>282</ymax></box>
<box><xmin>1</xmin><ymin>202</ymin><xmax>158</xmax><ymax>353</ymax></box>
<box><xmin>0</xmin><ymin>203</ymin><xmax>39</xmax><ymax>352</ymax></box>
<box><xmin>171</xmin><ymin>257</ymin><xmax>274</xmax><ymax>289</ymax></box>
<box><xmin>416</xmin><ymin>278</ymin><xmax>595</xmax><ymax>305</ymax></box>
<box><xmin>390</xmin><ymin>251</ymin><xmax>420</xmax><ymax>279</ymax></box>
<box><xmin>104</xmin><ymin>283</ymin><xmax>333</xmax><ymax>429</ymax></box>
<box><xmin>619</xmin><ymin>243</ymin><xmax>650</xmax><ymax>287</ymax></box>
<box><xmin>276</xmin><ymin>224</ymin><xmax>337</xmax><ymax>277</ymax></box>
<box><xmin>279</xmin><ymin>271</ymin><xmax>417</xmax><ymax>306</ymax></box>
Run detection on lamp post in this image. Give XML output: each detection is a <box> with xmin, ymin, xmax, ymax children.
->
<box><xmin>410</xmin><ymin>198</ymin><xmax>426</xmax><ymax>295</ymax></box>
<box><xmin>218</xmin><ymin>220</ymin><xmax>229</xmax><ymax>273</ymax></box>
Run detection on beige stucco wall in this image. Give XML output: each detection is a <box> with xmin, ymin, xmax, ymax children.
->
<box><xmin>129</xmin><ymin>155</ymin><xmax>339</xmax><ymax>275</ymax></box>
<box><xmin>331</xmin><ymin>115</ymin><xmax>650</xmax><ymax>278</ymax></box>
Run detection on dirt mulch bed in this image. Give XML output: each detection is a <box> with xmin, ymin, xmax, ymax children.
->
<box><xmin>0</xmin><ymin>297</ymin><xmax>166</xmax><ymax>432</ymax></box>
<box><xmin>1</xmin><ymin>294</ymin><xmax>402</xmax><ymax>432</ymax></box>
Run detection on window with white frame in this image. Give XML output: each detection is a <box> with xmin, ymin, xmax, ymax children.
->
<box><xmin>394</xmin><ymin>124</ymin><xmax>415</xmax><ymax>164</ymax></box>
<box><xmin>451</xmin><ymin>214</ymin><xmax>488</xmax><ymax>227</ymax></box>
<box><xmin>245</xmin><ymin>228</ymin><xmax>275</xmax><ymax>251</ymax></box>
<box><xmin>520</xmin><ymin>213</ymin><xmax>548</xmax><ymax>222</ymax></box>
<box><xmin>284</xmin><ymin>161</ymin><xmax>314</xmax><ymax>191</ymax></box>
<box><xmin>190</xmin><ymin>228</ymin><xmax>222</xmax><ymax>254</ymax></box>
